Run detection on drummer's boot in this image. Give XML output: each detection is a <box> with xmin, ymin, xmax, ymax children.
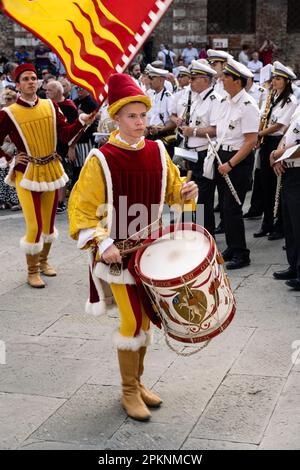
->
<box><xmin>26</xmin><ymin>254</ymin><xmax>45</xmax><ymax>288</ymax></box>
<box><xmin>39</xmin><ymin>243</ymin><xmax>57</xmax><ymax>277</ymax></box>
<box><xmin>117</xmin><ymin>349</ymin><xmax>151</xmax><ymax>421</ymax></box>
<box><xmin>138</xmin><ymin>347</ymin><xmax>162</xmax><ymax>408</ymax></box>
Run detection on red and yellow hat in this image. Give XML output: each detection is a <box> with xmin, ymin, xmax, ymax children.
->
<box><xmin>14</xmin><ymin>63</ymin><xmax>37</xmax><ymax>82</ymax></box>
<box><xmin>107</xmin><ymin>73</ymin><xmax>151</xmax><ymax>118</ymax></box>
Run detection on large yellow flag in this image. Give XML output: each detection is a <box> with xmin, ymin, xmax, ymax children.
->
<box><xmin>1</xmin><ymin>0</ymin><xmax>173</xmax><ymax>102</ymax></box>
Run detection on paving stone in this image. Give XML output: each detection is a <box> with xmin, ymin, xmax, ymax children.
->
<box><xmin>181</xmin><ymin>438</ymin><xmax>258</xmax><ymax>450</ymax></box>
<box><xmin>0</xmin><ymin>392</ymin><xmax>64</xmax><ymax>449</ymax></box>
<box><xmin>231</xmin><ymin>327</ymin><xmax>300</xmax><ymax>377</ymax></box>
<box><xmin>259</xmin><ymin>372</ymin><xmax>300</xmax><ymax>449</ymax></box>
<box><xmin>191</xmin><ymin>374</ymin><xmax>284</xmax><ymax>444</ymax></box>
<box><xmin>31</xmin><ymin>384</ymin><xmax>124</xmax><ymax>445</ymax></box>
<box><xmin>0</xmin><ymin>353</ymin><xmax>98</xmax><ymax>398</ymax></box>
<box><xmin>6</xmin><ymin>334</ymin><xmax>86</xmax><ymax>358</ymax></box>
<box><xmin>18</xmin><ymin>439</ymin><xmax>103</xmax><ymax>450</ymax></box>
<box><xmin>106</xmin><ymin>421</ymin><xmax>191</xmax><ymax>450</ymax></box>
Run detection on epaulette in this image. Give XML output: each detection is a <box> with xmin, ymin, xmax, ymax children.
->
<box><xmin>210</xmin><ymin>94</ymin><xmax>216</xmax><ymax>100</ymax></box>
<box><xmin>221</xmin><ymin>97</ymin><xmax>227</xmax><ymax>103</ymax></box>
<box><xmin>287</xmin><ymin>97</ymin><xmax>291</xmax><ymax>103</ymax></box>
<box><xmin>258</xmin><ymin>87</ymin><xmax>265</xmax><ymax>93</ymax></box>
<box><xmin>244</xmin><ymin>100</ymin><xmax>251</xmax><ymax>105</ymax></box>
<box><xmin>165</xmin><ymin>91</ymin><xmax>172</xmax><ymax>97</ymax></box>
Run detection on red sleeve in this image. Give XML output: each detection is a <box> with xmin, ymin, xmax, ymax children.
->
<box><xmin>0</xmin><ymin>111</ymin><xmax>15</xmax><ymax>161</ymax></box>
<box><xmin>53</xmin><ymin>101</ymin><xmax>83</xmax><ymax>145</ymax></box>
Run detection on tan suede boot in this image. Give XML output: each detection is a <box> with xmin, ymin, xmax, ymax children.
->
<box><xmin>26</xmin><ymin>254</ymin><xmax>45</xmax><ymax>288</ymax></box>
<box><xmin>138</xmin><ymin>346</ymin><xmax>162</xmax><ymax>407</ymax></box>
<box><xmin>39</xmin><ymin>243</ymin><xmax>57</xmax><ymax>276</ymax></box>
<box><xmin>117</xmin><ymin>349</ymin><xmax>151</xmax><ymax>421</ymax></box>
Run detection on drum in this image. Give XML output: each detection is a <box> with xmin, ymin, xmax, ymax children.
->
<box><xmin>135</xmin><ymin>223</ymin><xmax>235</xmax><ymax>344</ymax></box>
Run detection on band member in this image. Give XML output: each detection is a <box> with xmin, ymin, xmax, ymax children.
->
<box><xmin>254</xmin><ymin>61</ymin><xmax>297</xmax><ymax>239</ymax></box>
<box><xmin>271</xmin><ymin>108</ymin><xmax>300</xmax><ymax>291</ymax></box>
<box><xmin>171</xmin><ymin>60</ymin><xmax>222</xmax><ymax>235</ymax></box>
<box><xmin>212</xmin><ymin>58</ymin><xmax>260</xmax><ymax>269</ymax></box>
<box><xmin>145</xmin><ymin>65</ymin><xmax>176</xmax><ymax>156</ymax></box>
<box><xmin>68</xmin><ymin>73</ymin><xmax>198</xmax><ymax>421</ymax></box>
<box><xmin>207</xmin><ymin>49</ymin><xmax>233</xmax><ymax>97</ymax></box>
<box><xmin>0</xmin><ymin>63</ymin><xmax>96</xmax><ymax>288</ymax></box>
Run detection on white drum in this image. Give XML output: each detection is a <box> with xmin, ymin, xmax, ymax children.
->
<box><xmin>135</xmin><ymin>223</ymin><xmax>236</xmax><ymax>344</ymax></box>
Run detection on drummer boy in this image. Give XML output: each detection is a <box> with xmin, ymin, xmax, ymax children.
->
<box><xmin>68</xmin><ymin>73</ymin><xmax>197</xmax><ymax>422</ymax></box>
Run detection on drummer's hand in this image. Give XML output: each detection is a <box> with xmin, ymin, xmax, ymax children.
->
<box><xmin>15</xmin><ymin>152</ymin><xmax>29</xmax><ymax>166</ymax></box>
<box><xmin>181</xmin><ymin>180</ymin><xmax>198</xmax><ymax>200</ymax></box>
<box><xmin>101</xmin><ymin>244</ymin><xmax>122</xmax><ymax>264</ymax></box>
<box><xmin>218</xmin><ymin>162</ymin><xmax>231</xmax><ymax>176</ymax></box>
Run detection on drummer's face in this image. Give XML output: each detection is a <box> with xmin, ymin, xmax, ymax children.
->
<box><xmin>114</xmin><ymin>102</ymin><xmax>147</xmax><ymax>140</ymax></box>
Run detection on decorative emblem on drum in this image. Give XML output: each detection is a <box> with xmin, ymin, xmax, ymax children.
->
<box><xmin>172</xmin><ymin>287</ymin><xmax>207</xmax><ymax>326</ymax></box>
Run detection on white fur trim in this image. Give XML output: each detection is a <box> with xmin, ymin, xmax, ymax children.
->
<box><xmin>85</xmin><ymin>299</ymin><xmax>106</xmax><ymax>316</ymax></box>
<box><xmin>144</xmin><ymin>330</ymin><xmax>153</xmax><ymax>346</ymax></box>
<box><xmin>84</xmin><ymin>149</ymin><xmax>113</xmax><ymax>234</ymax></box>
<box><xmin>156</xmin><ymin>140</ymin><xmax>168</xmax><ymax>218</ymax></box>
<box><xmin>94</xmin><ymin>261</ymin><xmax>136</xmax><ymax>285</ymax></box>
<box><xmin>20</xmin><ymin>236</ymin><xmax>43</xmax><ymax>255</ymax></box>
<box><xmin>0</xmin><ymin>157</ymin><xmax>8</xmax><ymax>169</ymax></box>
<box><xmin>113</xmin><ymin>329</ymin><xmax>148</xmax><ymax>351</ymax></box>
<box><xmin>20</xmin><ymin>173</ymin><xmax>69</xmax><ymax>192</ymax></box>
<box><xmin>43</xmin><ymin>227</ymin><xmax>58</xmax><ymax>243</ymax></box>
<box><xmin>48</xmin><ymin>99</ymin><xmax>57</xmax><ymax>148</ymax></box>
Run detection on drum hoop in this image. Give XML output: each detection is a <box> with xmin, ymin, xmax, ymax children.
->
<box><xmin>135</xmin><ymin>223</ymin><xmax>215</xmax><ymax>288</ymax></box>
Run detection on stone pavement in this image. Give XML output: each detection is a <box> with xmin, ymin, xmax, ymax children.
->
<box><xmin>0</xmin><ymin>207</ymin><xmax>300</xmax><ymax>450</ymax></box>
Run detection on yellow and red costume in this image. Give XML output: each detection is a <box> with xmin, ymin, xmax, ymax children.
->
<box><xmin>68</xmin><ymin>73</ymin><xmax>195</xmax><ymax>422</ymax></box>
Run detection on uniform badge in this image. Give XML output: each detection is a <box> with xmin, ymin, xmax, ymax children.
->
<box><xmin>210</xmin><ymin>95</ymin><xmax>216</xmax><ymax>100</ymax></box>
<box><xmin>244</xmin><ymin>101</ymin><xmax>251</xmax><ymax>105</ymax></box>
<box><xmin>293</xmin><ymin>128</ymin><xmax>300</xmax><ymax>134</ymax></box>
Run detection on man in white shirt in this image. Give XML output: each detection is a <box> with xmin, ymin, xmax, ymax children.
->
<box><xmin>247</xmin><ymin>51</ymin><xmax>263</xmax><ymax>83</ymax></box>
<box><xmin>207</xmin><ymin>49</ymin><xmax>232</xmax><ymax>97</ymax></box>
<box><xmin>238</xmin><ymin>44</ymin><xmax>250</xmax><ymax>66</ymax></box>
<box><xmin>171</xmin><ymin>60</ymin><xmax>222</xmax><ymax>235</ymax></box>
<box><xmin>181</xmin><ymin>42</ymin><xmax>199</xmax><ymax>66</ymax></box>
<box><xmin>214</xmin><ymin>58</ymin><xmax>259</xmax><ymax>269</ymax></box>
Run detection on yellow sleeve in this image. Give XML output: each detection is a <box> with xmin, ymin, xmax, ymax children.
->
<box><xmin>164</xmin><ymin>149</ymin><xmax>196</xmax><ymax>211</ymax></box>
<box><xmin>68</xmin><ymin>155</ymin><xmax>108</xmax><ymax>243</ymax></box>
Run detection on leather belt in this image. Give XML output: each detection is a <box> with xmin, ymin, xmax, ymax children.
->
<box><xmin>220</xmin><ymin>144</ymin><xmax>239</xmax><ymax>152</ymax></box>
<box><xmin>27</xmin><ymin>152</ymin><xmax>61</xmax><ymax>166</ymax></box>
<box><xmin>283</xmin><ymin>159</ymin><xmax>300</xmax><ymax>168</ymax></box>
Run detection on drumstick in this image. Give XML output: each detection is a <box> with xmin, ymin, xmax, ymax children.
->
<box><xmin>173</xmin><ymin>170</ymin><xmax>193</xmax><ymax>235</ymax></box>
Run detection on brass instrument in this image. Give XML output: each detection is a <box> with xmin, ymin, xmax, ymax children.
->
<box><xmin>258</xmin><ymin>88</ymin><xmax>274</xmax><ymax>146</ymax></box>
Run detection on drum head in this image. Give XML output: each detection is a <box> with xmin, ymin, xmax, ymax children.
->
<box><xmin>139</xmin><ymin>227</ymin><xmax>210</xmax><ymax>281</ymax></box>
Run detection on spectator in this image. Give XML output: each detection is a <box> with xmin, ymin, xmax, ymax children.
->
<box><xmin>199</xmin><ymin>44</ymin><xmax>209</xmax><ymax>59</ymax></box>
<box><xmin>15</xmin><ymin>45</ymin><xmax>30</xmax><ymax>65</ymax></box>
<box><xmin>46</xmin><ymin>80</ymin><xmax>78</xmax><ymax>212</ymax></box>
<box><xmin>247</xmin><ymin>51</ymin><xmax>263</xmax><ymax>83</ymax></box>
<box><xmin>1</xmin><ymin>63</ymin><xmax>17</xmax><ymax>90</ymax></box>
<box><xmin>259</xmin><ymin>39</ymin><xmax>277</xmax><ymax>65</ymax></box>
<box><xmin>172</xmin><ymin>57</ymin><xmax>185</xmax><ymax>77</ymax></box>
<box><xmin>238</xmin><ymin>44</ymin><xmax>250</xmax><ymax>66</ymax></box>
<box><xmin>34</xmin><ymin>43</ymin><xmax>51</xmax><ymax>76</ymax></box>
<box><xmin>156</xmin><ymin>44</ymin><xmax>176</xmax><ymax>72</ymax></box>
<box><xmin>181</xmin><ymin>41</ymin><xmax>199</xmax><ymax>66</ymax></box>
<box><xmin>37</xmin><ymin>71</ymin><xmax>55</xmax><ymax>98</ymax></box>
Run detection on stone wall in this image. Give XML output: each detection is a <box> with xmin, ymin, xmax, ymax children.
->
<box><xmin>1</xmin><ymin>1</ymin><xmax>300</xmax><ymax>73</ymax></box>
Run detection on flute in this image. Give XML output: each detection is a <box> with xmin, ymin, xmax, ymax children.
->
<box><xmin>206</xmin><ymin>134</ymin><xmax>242</xmax><ymax>206</ymax></box>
